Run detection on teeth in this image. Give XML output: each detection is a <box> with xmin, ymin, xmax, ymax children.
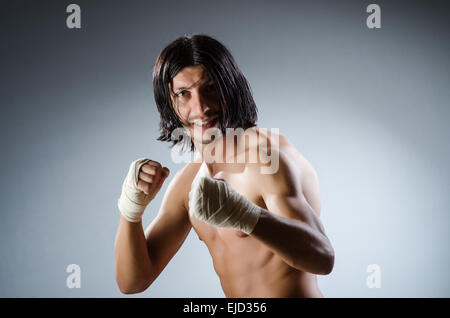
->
<box><xmin>194</xmin><ymin>118</ymin><xmax>215</xmax><ymax>126</ymax></box>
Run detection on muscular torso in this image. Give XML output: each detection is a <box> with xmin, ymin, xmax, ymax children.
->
<box><xmin>180</xmin><ymin>157</ymin><xmax>324</xmax><ymax>298</ymax></box>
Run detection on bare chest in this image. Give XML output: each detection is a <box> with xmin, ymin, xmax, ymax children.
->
<box><xmin>184</xmin><ymin>164</ymin><xmax>267</xmax><ymax>255</ymax></box>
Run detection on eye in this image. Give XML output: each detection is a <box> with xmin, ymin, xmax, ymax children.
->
<box><xmin>175</xmin><ymin>90</ymin><xmax>188</xmax><ymax>98</ymax></box>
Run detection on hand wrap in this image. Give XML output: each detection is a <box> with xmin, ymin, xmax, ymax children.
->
<box><xmin>188</xmin><ymin>163</ymin><xmax>261</xmax><ymax>235</ymax></box>
<box><xmin>117</xmin><ymin>158</ymin><xmax>152</xmax><ymax>223</ymax></box>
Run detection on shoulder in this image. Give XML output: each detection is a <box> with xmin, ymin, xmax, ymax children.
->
<box><xmin>246</xmin><ymin>131</ymin><xmax>321</xmax><ymax>214</ymax></box>
<box><xmin>172</xmin><ymin>161</ymin><xmax>202</xmax><ymax>183</ymax></box>
<box><xmin>162</xmin><ymin>161</ymin><xmax>202</xmax><ymax>211</ymax></box>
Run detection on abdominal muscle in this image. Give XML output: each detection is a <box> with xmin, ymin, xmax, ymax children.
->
<box><xmin>190</xmin><ymin>219</ymin><xmax>324</xmax><ymax>298</ymax></box>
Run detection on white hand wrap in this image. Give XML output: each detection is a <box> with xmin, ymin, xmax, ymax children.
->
<box><xmin>188</xmin><ymin>163</ymin><xmax>261</xmax><ymax>235</ymax></box>
<box><xmin>117</xmin><ymin>158</ymin><xmax>152</xmax><ymax>223</ymax></box>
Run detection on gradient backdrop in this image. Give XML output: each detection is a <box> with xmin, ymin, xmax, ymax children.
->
<box><xmin>1</xmin><ymin>0</ymin><xmax>449</xmax><ymax>297</ymax></box>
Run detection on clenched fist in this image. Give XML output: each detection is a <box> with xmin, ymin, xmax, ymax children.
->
<box><xmin>117</xmin><ymin>158</ymin><xmax>169</xmax><ymax>223</ymax></box>
<box><xmin>188</xmin><ymin>162</ymin><xmax>261</xmax><ymax>235</ymax></box>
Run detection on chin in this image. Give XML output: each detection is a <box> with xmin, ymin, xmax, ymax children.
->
<box><xmin>191</xmin><ymin>125</ymin><xmax>223</xmax><ymax>145</ymax></box>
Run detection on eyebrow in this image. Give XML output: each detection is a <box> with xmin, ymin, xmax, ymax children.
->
<box><xmin>173</xmin><ymin>76</ymin><xmax>213</xmax><ymax>92</ymax></box>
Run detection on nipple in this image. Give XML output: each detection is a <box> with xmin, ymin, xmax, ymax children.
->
<box><xmin>235</xmin><ymin>230</ymin><xmax>249</xmax><ymax>238</ymax></box>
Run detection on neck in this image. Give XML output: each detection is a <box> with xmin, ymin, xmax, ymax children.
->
<box><xmin>194</xmin><ymin>135</ymin><xmax>229</xmax><ymax>164</ymax></box>
<box><xmin>191</xmin><ymin>127</ymin><xmax>253</xmax><ymax>165</ymax></box>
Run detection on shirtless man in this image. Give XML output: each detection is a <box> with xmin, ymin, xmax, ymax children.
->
<box><xmin>114</xmin><ymin>34</ymin><xmax>335</xmax><ymax>297</ymax></box>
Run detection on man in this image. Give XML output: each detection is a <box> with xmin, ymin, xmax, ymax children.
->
<box><xmin>114</xmin><ymin>34</ymin><xmax>334</xmax><ymax>297</ymax></box>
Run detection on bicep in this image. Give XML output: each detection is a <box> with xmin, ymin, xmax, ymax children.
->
<box><xmin>260</xmin><ymin>148</ymin><xmax>324</xmax><ymax>231</ymax></box>
<box><xmin>264</xmin><ymin>193</ymin><xmax>322</xmax><ymax>230</ymax></box>
<box><xmin>301</xmin><ymin>164</ymin><xmax>321</xmax><ymax>216</ymax></box>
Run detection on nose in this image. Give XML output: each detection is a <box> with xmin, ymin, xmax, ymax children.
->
<box><xmin>190</xmin><ymin>90</ymin><xmax>210</xmax><ymax>118</ymax></box>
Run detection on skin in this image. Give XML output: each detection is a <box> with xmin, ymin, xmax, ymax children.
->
<box><xmin>114</xmin><ymin>65</ymin><xmax>335</xmax><ymax>297</ymax></box>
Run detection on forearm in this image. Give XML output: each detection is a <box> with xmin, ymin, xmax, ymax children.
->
<box><xmin>114</xmin><ymin>215</ymin><xmax>153</xmax><ymax>294</ymax></box>
<box><xmin>251</xmin><ymin>209</ymin><xmax>334</xmax><ymax>275</ymax></box>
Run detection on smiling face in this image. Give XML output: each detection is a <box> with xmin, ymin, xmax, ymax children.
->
<box><xmin>169</xmin><ymin>64</ymin><xmax>222</xmax><ymax>145</ymax></box>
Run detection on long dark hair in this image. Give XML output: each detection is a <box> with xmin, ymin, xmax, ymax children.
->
<box><xmin>152</xmin><ymin>34</ymin><xmax>258</xmax><ymax>151</ymax></box>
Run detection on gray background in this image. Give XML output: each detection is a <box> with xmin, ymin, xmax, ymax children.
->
<box><xmin>1</xmin><ymin>0</ymin><xmax>449</xmax><ymax>297</ymax></box>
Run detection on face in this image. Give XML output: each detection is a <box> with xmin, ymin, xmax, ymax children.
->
<box><xmin>169</xmin><ymin>65</ymin><xmax>221</xmax><ymax>145</ymax></box>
